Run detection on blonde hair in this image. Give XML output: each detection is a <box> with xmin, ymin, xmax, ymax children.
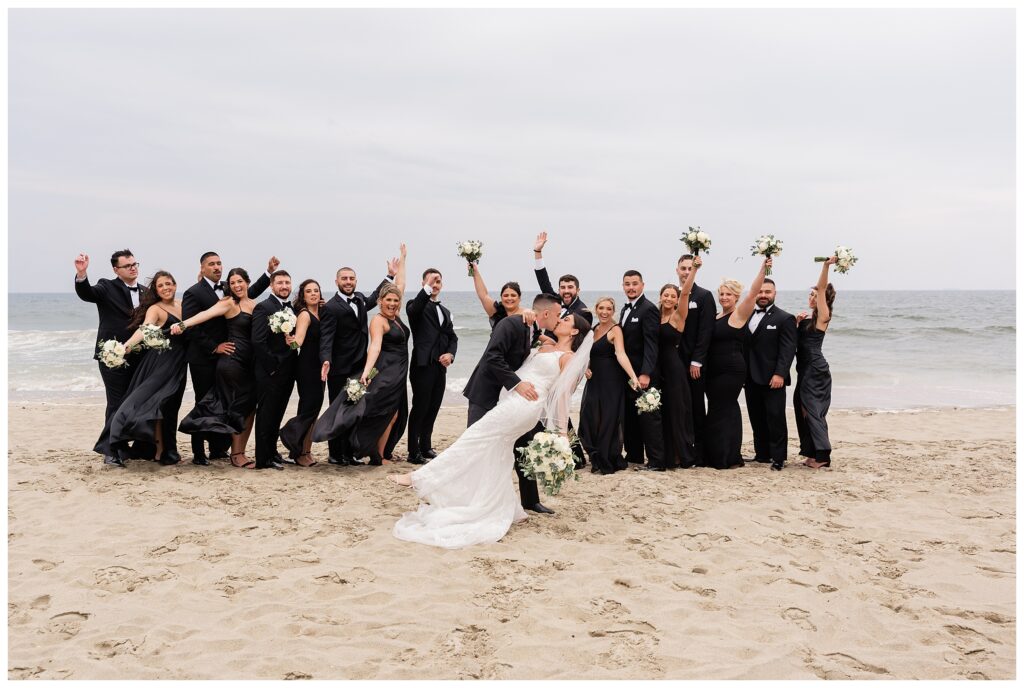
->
<box><xmin>719</xmin><ymin>279</ymin><xmax>742</xmax><ymax>298</ymax></box>
<box><xmin>378</xmin><ymin>283</ymin><xmax>403</xmax><ymax>303</ymax></box>
<box><xmin>592</xmin><ymin>296</ymin><xmax>619</xmax><ymax>324</ymax></box>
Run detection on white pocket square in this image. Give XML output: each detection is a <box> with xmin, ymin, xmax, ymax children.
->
<box><xmin>767</xmin><ymin>324</ymin><xmax>777</xmax><ymax>330</ymax></box>
<box><xmin>688</xmin><ymin>301</ymin><xmax>698</xmax><ymax>309</ymax></box>
<box><xmin>631</xmin><ymin>317</ymin><xmax>639</xmax><ymax>323</ymax></box>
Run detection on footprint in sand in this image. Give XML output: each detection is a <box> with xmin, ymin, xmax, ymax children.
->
<box><xmin>824</xmin><ymin>652</ymin><xmax>889</xmax><ymax>676</ymax></box>
<box><xmin>45</xmin><ymin>611</ymin><xmax>90</xmax><ymax>638</ymax></box>
<box><xmin>781</xmin><ymin>607</ymin><xmax>816</xmax><ymax>631</ymax></box>
<box><xmin>32</xmin><ymin>559</ymin><xmax>60</xmax><ymax>571</ymax></box>
<box><xmin>312</xmin><ymin>566</ymin><xmax>375</xmax><ymax>586</ymax></box>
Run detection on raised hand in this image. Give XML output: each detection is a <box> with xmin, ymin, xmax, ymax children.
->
<box><xmin>796</xmin><ymin>311</ymin><xmax>809</xmax><ymax>325</ymax></box>
<box><xmin>399</xmin><ymin>243</ymin><xmax>407</xmax><ymax>260</ymax></box>
<box><xmin>520</xmin><ymin>308</ymin><xmax>537</xmax><ymax>328</ymax></box>
<box><xmin>825</xmin><ymin>256</ymin><xmax>838</xmax><ymax>266</ymax></box>
<box><xmin>386</xmin><ymin>257</ymin><xmax>399</xmax><ymax>277</ymax></box>
<box><xmin>693</xmin><ymin>255</ymin><xmax>703</xmax><ymax>269</ymax></box>
<box><xmin>533</xmin><ymin>231</ymin><xmax>548</xmax><ymax>254</ymax></box>
<box><xmin>426</xmin><ymin>272</ymin><xmax>441</xmax><ymax>288</ymax></box>
<box><xmin>266</xmin><ymin>256</ymin><xmax>280</xmax><ymax>273</ymax></box>
<box><xmin>74</xmin><ymin>253</ymin><xmax>89</xmax><ymax>276</ymax></box>
<box><xmin>764</xmin><ymin>257</ymin><xmax>773</xmax><ymax>271</ymax></box>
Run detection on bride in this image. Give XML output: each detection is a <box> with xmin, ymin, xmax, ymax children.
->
<box><xmin>389</xmin><ymin>313</ymin><xmax>593</xmax><ymax>549</ymax></box>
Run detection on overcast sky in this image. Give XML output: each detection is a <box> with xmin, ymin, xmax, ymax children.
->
<box><xmin>9</xmin><ymin>9</ymin><xmax>1015</xmax><ymax>293</ymax></box>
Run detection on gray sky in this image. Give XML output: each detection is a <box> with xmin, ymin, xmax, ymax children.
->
<box><xmin>9</xmin><ymin>9</ymin><xmax>1015</xmax><ymax>293</ymax></box>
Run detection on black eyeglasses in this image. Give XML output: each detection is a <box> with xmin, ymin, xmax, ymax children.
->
<box><xmin>117</xmin><ymin>262</ymin><xmax>140</xmax><ymax>270</ymax></box>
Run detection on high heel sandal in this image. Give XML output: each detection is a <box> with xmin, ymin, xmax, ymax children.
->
<box><xmin>297</xmin><ymin>452</ymin><xmax>318</xmax><ymax>467</ymax></box>
<box><xmin>230</xmin><ymin>451</ymin><xmax>255</xmax><ymax>469</ymax></box>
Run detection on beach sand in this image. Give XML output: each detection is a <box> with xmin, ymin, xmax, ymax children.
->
<box><xmin>7</xmin><ymin>402</ymin><xmax>1015</xmax><ymax>679</ymax></box>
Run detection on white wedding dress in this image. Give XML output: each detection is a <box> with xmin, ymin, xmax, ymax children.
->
<box><xmin>392</xmin><ymin>350</ymin><xmax>565</xmax><ymax>549</ymax></box>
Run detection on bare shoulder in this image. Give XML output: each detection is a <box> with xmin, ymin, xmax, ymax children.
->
<box><xmin>558</xmin><ymin>351</ymin><xmax>574</xmax><ymax>370</ymax></box>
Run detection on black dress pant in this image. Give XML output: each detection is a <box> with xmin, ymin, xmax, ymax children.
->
<box><xmin>408</xmin><ymin>362</ymin><xmax>446</xmax><ymax>455</ymax></box>
<box><xmin>254</xmin><ymin>361</ymin><xmax>296</xmax><ymax>468</ymax></box>
<box><xmin>189</xmin><ymin>358</ymin><xmax>231</xmax><ymax>457</ymax></box>
<box><xmin>686</xmin><ymin>369</ymin><xmax>707</xmax><ymax>466</ymax></box>
<box><xmin>326</xmin><ymin>371</ymin><xmax>357</xmax><ymax>459</ymax></box>
<box><xmin>467</xmin><ymin>402</ymin><xmax>540</xmax><ymax>508</ymax></box>
<box><xmin>744</xmin><ymin>382</ymin><xmax>788</xmax><ymax>462</ymax></box>
<box><xmin>623</xmin><ymin>385</ymin><xmax>666</xmax><ymax>468</ymax></box>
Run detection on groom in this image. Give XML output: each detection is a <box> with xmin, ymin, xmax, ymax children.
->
<box><xmin>463</xmin><ymin>293</ymin><xmax>562</xmax><ymax>514</ymax></box>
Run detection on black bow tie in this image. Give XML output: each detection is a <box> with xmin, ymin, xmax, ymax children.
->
<box><xmin>213</xmin><ymin>283</ymin><xmax>224</xmax><ymax>292</ymax></box>
<box><xmin>126</xmin><ymin>285</ymin><xmax>139</xmax><ymax>293</ymax></box>
<box><xmin>755</xmin><ymin>307</ymin><xmax>768</xmax><ymax>313</ymax></box>
<box><xmin>432</xmin><ymin>300</ymin><xmax>442</xmax><ymax>308</ymax></box>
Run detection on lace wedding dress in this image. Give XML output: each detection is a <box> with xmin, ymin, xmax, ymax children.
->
<box><xmin>393</xmin><ymin>350</ymin><xmax>566</xmax><ymax>549</ymax></box>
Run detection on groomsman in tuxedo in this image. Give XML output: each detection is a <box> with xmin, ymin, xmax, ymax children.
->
<box><xmin>532</xmin><ymin>231</ymin><xmax>593</xmax><ymax>324</ymax></box>
<box><xmin>74</xmin><ymin>249</ymin><xmax>147</xmax><ymax>467</ymax></box>
<box><xmin>181</xmin><ymin>251</ymin><xmax>275</xmax><ymax>465</ymax></box>
<box><xmin>676</xmin><ymin>254</ymin><xmax>716</xmax><ymax>466</ymax></box>
<box><xmin>318</xmin><ymin>263</ymin><xmax>395</xmax><ymax>465</ymax></box>
<box><xmin>620</xmin><ymin>270</ymin><xmax>667</xmax><ymax>471</ymax></box>
<box><xmin>251</xmin><ymin>271</ymin><xmax>299</xmax><ymax>470</ymax></box>
<box><xmin>406</xmin><ymin>269</ymin><xmax>458</xmax><ymax>464</ymax></box>
<box><xmin>744</xmin><ymin>278</ymin><xmax>797</xmax><ymax>471</ymax></box>
<box><xmin>463</xmin><ymin>293</ymin><xmax>561</xmax><ymax>514</ymax></box>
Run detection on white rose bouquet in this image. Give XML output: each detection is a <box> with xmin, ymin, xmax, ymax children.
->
<box><xmin>516</xmin><ymin>430</ymin><xmax>579</xmax><ymax>496</ymax></box>
<box><xmin>456</xmin><ymin>240</ymin><xmax>484</xmax><ymax>276</ymax></box>
<box><xmin>140</xmin><ymin>323</ymin><xmax>171</xmax><ymax>352</ymax></box>
<box><xmin>269</xmin><ymin>310</ymin><xmax>298</xmax><ymax>349</ymax></box>
<box><xmin>751</xmin><ymin>234</ymin><xmax>784</xmax><ymax>275</ymax></box>
<box><xmin>97</xmin><ymin>339</ymin><xmax>129</xmax><ymax>369</ymax></box>
<box><xmin>635</xmin><ymin>387</ymin><xmax>662</xmax><ymax>414</ymax></box>
<box><xmin>681</xmin><ymin>226</ymin><xmax>712</xmax><ymax>255</ymax></box>
<box><xmin>345</xmin><ymin>367</ymin><xmax>379</xmax><ymax>403</ymax></box>
<box><xmin>816</xmin><ymin>246</ymin><xmax>858</xmax><ymax>274</ymax></box>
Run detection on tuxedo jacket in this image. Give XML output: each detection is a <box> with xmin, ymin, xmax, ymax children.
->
<box><xmin>678</xmin><ymin>283</ymin><xmax>716</xmax><ymax>367</ymax></box>
<box><xmin>317</xmin><ymin>279</ymin><xmax>389</xmax><ymax>378</ymax></box>
<box><xmin>181</xmin><ymin>272</ymin><xmax>271</xmax><ymax>366</ymax></box>
<box><xmin>535</xmin><ymin>267</ymin><xmax>593</xmax><ymax>324</ymax></box>
<box><xmin>745</xmin><ymin>304</ymin><xmax>797</xmax><ymax>386</ymax></box>
<box><xmin>75</xmin><ymin>276</ymin><xmax>149</xmax><ymax>358</ymax></box>
<box><xmin>251</xmin><ymin>296</ymin><xmax>298</xmax><ymax>376</ymax></box>
<box><xmin>406</xmin><ymin>289</ymin><xmax>458</xmax><ymax>368</ymax></box>
<box><xmin>619</xmin><ymin>294</ymin><xmax>660</xmax><ymax>380</ymax></box>
<box><xmin>462</xmin><ymin>315</ymin><xmax>535</xmax><ymax>409</ymax></box>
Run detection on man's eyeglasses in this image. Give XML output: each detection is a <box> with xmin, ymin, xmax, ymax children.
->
<box><xmin>117</xmin><ymin>263</ymin><xmax>140</xmax><ymax>270</ymax></box>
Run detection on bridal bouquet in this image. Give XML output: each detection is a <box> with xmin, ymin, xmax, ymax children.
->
<box><xmin>140</xmin><ymin>324</ymin><xmax>171</xmax><ymax>352</ymax></box>
<box><xmin>681</xmin><ymin>226</ymin><xmax>712</xmax><ymax>255</ymax></box>
<box><xmin>816</xmin><ymin>246</ymin><xmax>858</xmax><ymax>274</ymax></box>
<box><xmin>345</xmin><ymin>368</ymin><xmax>378</xmax><ymax>403</ymax></box>
<box><xmin>269</xmin><ymin>310</ymin><xmax>298</xmax><ymax>349</ymax></box>
<box><xmin>97</xmin><ymin>339</ymin><xmax>129</xmax><ymax>369</ymax></box>
<box><xmin>457</xmin><ymin>240</ymin><xmax>484</xmax><ymax>276</ymax></box>
<box><xmin>751</xmin><ymin>234</ymin><xmax>784</xmax><ymax>275</ymax></box>
<box><xmin>635</xmin><ymin>387</ymin><xmax>662</xmax><ymax>414</ymax></box>
<box><xmin>517</xmin><ymin>430</ymin><xmax>579</xmax><ymax>496</ymax></box>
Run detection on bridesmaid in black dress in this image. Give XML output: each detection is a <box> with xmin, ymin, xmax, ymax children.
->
<box><xmin>94</xmin><ymin>271</ymin><xmax>188</xmax><ymax>465</ymax></box>
<box><xmin>656</xmin><ymin>256</ymin><xmax>702</xmax><ymax>468</ymax></box>
<box><xmin>313</xmin><ymin>244</ymin><xmax>409</xmax><ymax>466</ymax></box>
<box><xmin>703</xmin><ymin>258</ymin><xmax>770</xmax><ymax>469</ymax></box>
<box><xmin>173</xmin><ymin>268</ymin><xmax>258</xmax><ymax>468</ymax></box>
<box><xmin>280</xmin><ymin>279</ymin><xmax>326</xmax><ymax>467</ymax></box>
<box><xmin>579</xmin><ymin>297</ymin><xmax>640</xmax><ymax>475</ymax></box>
<box><xmin>469</xmin><ymin>261</ymin><xmax>524</xmax><ymax>329</ymax></box>
<box><xmin>794</xmin><ymin>257</ymin><xmax>837</xmax><ymax>469</ymax></box>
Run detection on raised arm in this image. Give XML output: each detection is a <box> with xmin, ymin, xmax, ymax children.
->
<box><xmin>471</xmin><ymin>262</ymin><xmax>498</xmax><ymax>317</ymax></box>
<box><xmin>73</xmin><ymin>253</ymin><xmax>103</xmax><ymax>302</ymax></box>
<box><xmin>610</xmin><ymin>326</ymin><xmax>640</xmax><ymax>388</ymax></box>
<box><xmin>731</xmin><ymin>258</ymin><xmax>769</xmax><ymax>327</ymax></box>
<box><xmin>674</xmin><ymin>256</ymin><xmax>702</xmax><ymax>333</ymax></box>
<box><xmin>394</xmin><ymin>244</ymin><xmax>407</xmax><ymax>295</ymax></box>
<box><xmin>362</xmin><ymin>315</ymin><xmax>387</xmax><ymax>384</ymax></box>
<box><xmin>814</xmin><ymin>257</ymin><xmax>836</xmax><ymax>329</ymax></box>
<box><xmin>172</xmin><ymin>297</ymin><xmax>233</xmax><ymax>335</ymax></box>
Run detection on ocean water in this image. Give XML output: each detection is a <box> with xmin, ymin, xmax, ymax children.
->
<box><xmin>7</xmin><ymin>290</ymin><xmax>1016</xmax><ymax>410</ymax></box>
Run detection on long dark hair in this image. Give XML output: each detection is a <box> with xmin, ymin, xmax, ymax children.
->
<box><xmin>570</xmin><ymin>313</ymin><xmax>592</xmax><ymax>352</ymax></box>
<box><xmin>226</xmin><ymin>267</ymin><xmax>251</xmax><ymax>303</ymax></box>
<box><xmin>128</xmin><ymin>271</ymin><xmax>176</xmax><ymax>329</ymax></box>
<box><xmin>811</xmin><ymin>283</ymin><xmax>837</xmax><ymax>326</ymax></box>
<box><xmin>293</xmin><ymin>279</ymin><xmax>322</xmax><ymax>312</ymax></box>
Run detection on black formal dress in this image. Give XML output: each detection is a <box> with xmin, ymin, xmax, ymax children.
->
<box><xmin>677</xmin><ymin>284</ymin><xmax>716</xmax><ymax>467</ymax></box>
<box><xmin>94</xmin><ymin>313</ymin><xmax>187</xmax><ymax>463</ymax></box>
<box><xmin>658</xmin><ymin>322</ymin><xmax>694</xmax><ymax>468</ymax></box>
<box><xmin>280</xmin><ymin>310</ymin><xmax>326</xmax><ymax>460</ymax></box>
<box><xmin>406</xmin><ymin>290</ymin><xmax>458</xmax><ymax>457</ymax></box>
<box><xmin>179</xmin><ymin>312</ymin><xmax>256</xmax><ymax>437</ymax></box>
<box><xmin>743</xmin><ymin>304</ymin><xmax>797</xmax><ymax>465</ymax></box>
<box><xmin>794</xmin><ymin>320</ymin><xmax>833</xmax><ymax>465</ymax></box>
<box><xmin>312</xmin><ymin>317</ymin><xmax>409</xmax><ymax>461</ymax></box>
<box><xmin>579</xmin><ymin>328</ymin><xmax>628</xmax><ymax>474</ymax></box>
<box><xmin>703</xmin><ymin>315</ymin><xmax>748</xmax><ymax>469</ymax></box>
<box><xmin>487</xmin><ymin>301</ymin><xmax>511</xmax><ymax>330</ymax></box>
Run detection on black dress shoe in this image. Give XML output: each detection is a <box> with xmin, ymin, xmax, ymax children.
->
<box><xmin>367</xmin><ymin>453</ymin><xmax>383</xmax><ymax>466</ymax></box>
<box><xmin>421</xmin><ymin>449</ymin><xmax>438</xmax><ymax>459</ymax></box>
<box><xmin>327</xmin><ymin>456</ymin><xmax>347</xmax><ymax>466</ymax></box>
<box><xmin>191</xmin><ymin>456</ymin><xmax>211</xmax><ymax>466</ymax></box>
<box><xmin>753</xmin><ymin>457</ymin><xmax>772</xmax><ymax>464</ymax></box>
<box><xmin>407</xmin><ymin>453</ymin><xmax>426</xmax><ymax>465</ymax></box>
<box><xmin>256</xmin><ymin>462</ymin><xmax>285</xmax><ymax>470</ymax></box>
<box><xmin>209</xmin><ymin>451</ymin><xmax>230</xmax><ymax>461</ymax></box>
<box><xmin>346</xmin><ymin>456</ymin><xmax>365</xmax><ymax>466</ymax></box>
<box><xmin>527</xmin><ymin>503</ymin><xmax>555</xmax><ymax>514</ymax></box>
<box><xmin>276</xmin><ymin>452</ymin><xmax>296</xmax><ymax>465</ymax></box>
<box><xmin>639</xmin><ymin>465</ymin><xmax>666</xmax><ymax>472</ymax></box>
<box><xmin>159</xmin><ymin>456</ymin><xmax>181</xmax><ymax>466</ymax></box>
<box><xmin>103</xmin><ymin>455</ymin><xmax>126</xmax><ymax>467</ymax></box>
<box><xmin>770</xmin><ymin>461</ymin><xmax>784</xmax><ymax>471</ymax></box>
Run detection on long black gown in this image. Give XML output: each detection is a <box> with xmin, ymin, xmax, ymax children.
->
<box><xmin>703</xmin><ymin>315</ymin><xmax>747</xmax><ymax>469</ymax></box>
<box><xmin>179</xmin><ymin>312</ymin><xmax>256</xmax><ymax>437</ymax></box>
<box><xmin>280</xmin><ymin>310</ymin><xmax>326</xmax><ymax>459</ymax></box>
<box><xmin>579</xmin><ymin>328</ymin><xmax>628</xmax><ymax>474</ymax></box>
<box><xmin>794</xmin><ymin>320</ymin><xmax>832</xmax><ymax>464</ymax></box>
<box><xmin>312</xmin><ymin>316</ymin><xmax>409</xmax><ymax>460</ymax></box>
<box><xmin>658</xmin><ymin>321</ymin><xmax>694</xmax><ymax>468</ymax></box>
<box><xmin>94</xmin><ymin>314</ymin><xmax>188</xmax><ymax>463</ymax></box>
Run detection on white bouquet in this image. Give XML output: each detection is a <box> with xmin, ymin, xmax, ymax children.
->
<box><xmin>516</xmin><ymin>430</ymin><xmax>579</xmax><ymax>497</ymax></box>
<box><xmin>635</xmin><ymin>387</ymin><xmax>662</xmax><ymax>414</ymax></box>
<box><xmin>269</xmin><ymin>309</ymin><xmax>298</xmax><ymax>349</ymax></box>
<box><xmin>140</xmin><ymin>323</ymin><xmax>171</xmax><ymax>352</ymax></box>
<box><xmin>456</xmin><ymin>239</ymin><xmax>484</xmax><ymax>276</ymax></box>
<box><xmin>681</xmin><ymin>226</ymin><xmax>712</xmax><ymax>255</ymax></box>
<box><xmin>97</xmin><ymin>339</ymin><xmax>129</xmax><ymax>369</ymax></box>
<box><xmin>816</xmin><ymin>246</ymin><xmax>858</xmax><ymax>274</ymax></box>
<box><xmin>751</xmin><ymin>234</ymin><xmax>784</xmax><ymax>275</ymax></box>
<box><xmin>345</xmin><ymin>368</ymin><xmax>378</xmax><ymax>403</ymax></box>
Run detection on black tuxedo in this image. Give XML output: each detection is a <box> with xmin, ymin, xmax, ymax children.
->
<box><xmin>317</xmin><ymin>279</ymin><xmax>389</xmax><ymax>459</ymax></box>
<box><xmin>251</xmin><ymin>295</ymin><xmax>298</xmax><ymax>468</ymax></box>
<box><xmin>406</xmin><ymin>289</ymin><xmax>458</xmax><ymax>455</ymax></box>
<box><xmin>75</xmin><ymin>276</ymin><xmax>148</xmax><ymax>428</ymax></box>
<box><xmin>463</xmin><ymin>315</ymin><xmax>541</xmax><ymax>507</ymax></box>
<box><xmin>677</xmin><ymin>283</ymin><xmax>716</xmax><ymax>464</ymax></box>
<box><xmin>743</xmin><ymin>304</ymin><xmax>797</xmax><ymax>463</ymax></box>
<box><xmin>619</xmin><ymin>294</ymin><xmax>666</xmax><ymax>468</ymax></box>
<box><xmin>181</xmin><ymin>273</ymin><xmax>270</xmax><ymax>457</ymax></box>
<box><xmin>535</xmin><ymin>266</ymin><xmax>593</xmax><ymax>324</ymax></box>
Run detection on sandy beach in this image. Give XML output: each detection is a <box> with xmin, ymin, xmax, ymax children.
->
<box><xmin>7</xmin><ymin>401</ymin><xmax>1015</xmax><ymax>680</ymax></box>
